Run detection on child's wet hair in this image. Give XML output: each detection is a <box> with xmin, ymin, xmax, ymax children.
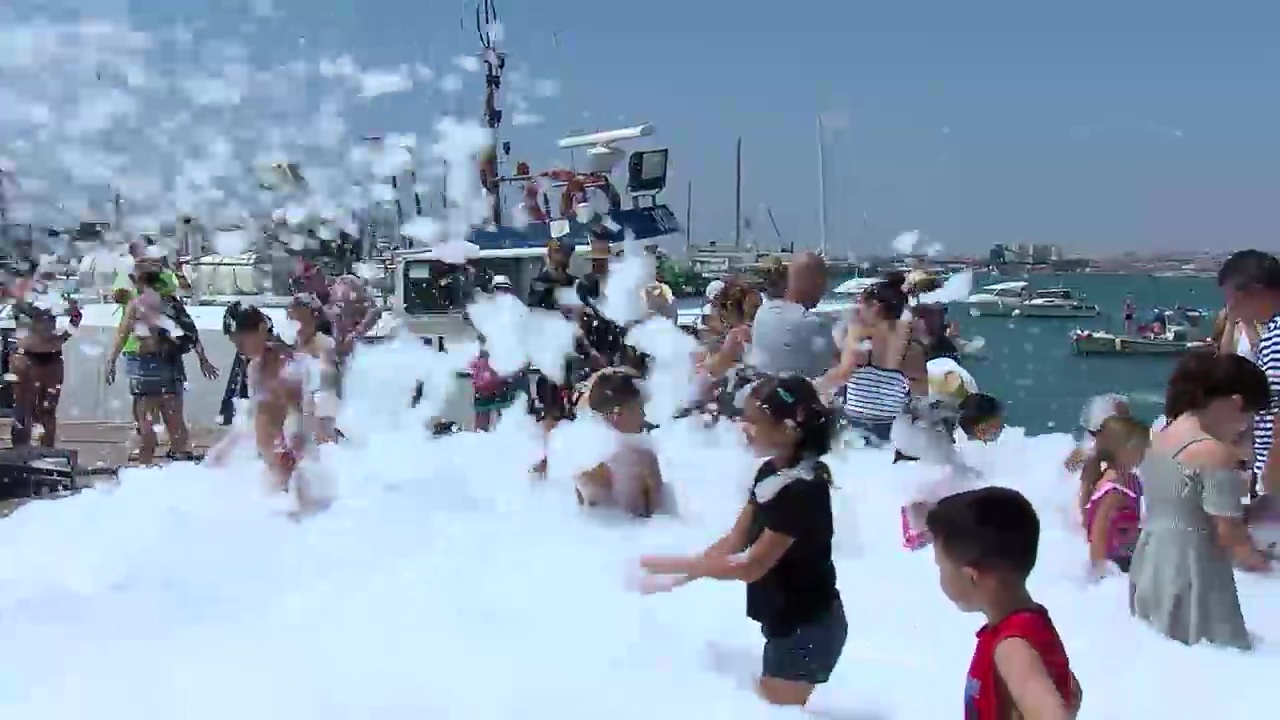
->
<box><xmin>958</xmin><ymin>393</ymin><xmax>1002</xmax><ymax>436</ymax></box>
<box><xmin>926</xmin><ymin>486</ymin><xmax>1040</xmax><ymax>579</ymax></box>
<box><xmin>1079</xmin><ymin>415</ymin><xmax>1150</xmax><ymax>504</ymax></box>
<box><xmin>1165</xmin><ymin>348</ymin><xmax>1270</xmax><ymax>420</ymax></box>
<box><xmin>227</xmin><ymin>303</ymin><xmax>271</xmax><ymax>335</ymax></box>
<box><xmin>713</xmin><ymin>277</ymin><xmax>763</xmax><ymax>327</ymax></box>
<box><xmin>748</xmin><ymin>374</ymin><xmax>836</xmax><ymax>461</ymax></box>
<box><xmin>588</xmin><ymin>369</ymin><xmax>643</xmax><ymax>415</ymax></box>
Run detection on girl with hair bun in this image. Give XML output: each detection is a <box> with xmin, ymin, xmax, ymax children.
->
<box><xmin>1131</xmin><ymin>349</ymin><xmax>1270</xmax><ymax>650</ymax></box>
<box><xmin>819</xmin><ymin>272</ymin><xmax>927</xmax><ymax>447</ymax></box>
<box><xmin>637</xmin><ymin>374</ymin><xmax>844</xmax><ymax>709</ymax></box>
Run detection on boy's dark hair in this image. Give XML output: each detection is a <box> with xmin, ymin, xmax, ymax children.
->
<box><xmin>588</xmin><ymin>369</ymin><xmax>643</xmax><ymax>414</ymax></box>
<box><xmin>749</xmin><ymin>374</ymin><xmax>836</xmax><ymax>463</ymax></box>
<box><xmin>1218</xmin><ymin>249</ymin><xmax>1280</xmax><ymax>292</ymax></box>
<box><xmin>926</xmin><ymin>487</ymin><xmax>1039</xmax><ymax>578</ymax></box>
<box><xmin>227</xmin><ymin>304</ymin><xmax>271</xmax><ymax>335</ymax></box>
<box><xmin>958</xmin><ymin>393</ymin><xmax>1002</xmax><ymax>435</ymax></box>
<box><xmin>1165</xmin><ymin>349</ymin><xmax>1270</xmax><ymax>420</ymax></box>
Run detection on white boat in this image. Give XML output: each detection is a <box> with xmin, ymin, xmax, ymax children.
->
<box><xmin>831</xmin><ymin>276</ymin><xmax>878</xmax><ymax>295</ymax></box>
<box><xmin>1014</xmin><ymin>287</ymin><xmax>1100</xmax><ymax>318</ymax></box>
<box><xmin>964</xmin><ymin>280</ymin><xmax>1030</xmax><ymax>317</ymax></box>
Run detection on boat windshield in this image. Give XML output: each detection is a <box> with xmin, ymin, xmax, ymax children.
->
<box><xmin>1032</xmin><ymin>288</ymin><xmax>1074</xmax><ymax>300</ymax></box>
<box><xmin>992</xmin><ymin>287</ymin><xmax>1027</xmax><ymax>299</ymax></box>
<box><xmin>403</xmin><ymin>259</ymin><xmax>474</xmax><ymax>314</ymax></box>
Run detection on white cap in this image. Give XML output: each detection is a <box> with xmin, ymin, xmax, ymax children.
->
<box><xmin>492</xmin><ymin>274</ymin><xmax>513</xmax><ymax>288</ymax></box>
<box><xmin>705</xmin><ymin>279</ymin><xmax>726</xmax><ymax>300</ymax></box>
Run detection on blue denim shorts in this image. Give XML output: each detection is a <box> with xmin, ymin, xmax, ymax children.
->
<box><xmin>844</xmin><ymin>415</ymin><xmax>895</xmax><ymax>447</ymax></box>
<box><xmin>761</xmin><ymin>598</ymin><xmax>847</xmax><ymax>685</ymax></box>
<box><xmin>126</xmin><ymin>354</ymin><xmax>185</xmax><ymax>397</ymax></box>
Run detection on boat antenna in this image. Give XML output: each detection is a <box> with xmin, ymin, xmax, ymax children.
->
<box><xmin>477</xmin><ymin>0</ymin><xmax>505</xmax><ymax>225</ymax></box>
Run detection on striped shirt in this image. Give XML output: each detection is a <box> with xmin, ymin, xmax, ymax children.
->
<box><xmin>1253</xmin><ymin>314</ymin><xmax>1280</xmax><ymax>479</ymax></box>
<box><xmin>844</xmin><ymin>365</ymin><xmax>911</xmax><ymax>420</ymax></box>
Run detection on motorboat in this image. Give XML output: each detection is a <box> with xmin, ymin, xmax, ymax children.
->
<box><xmin>964</xmin><ymin>280</ymin><xmax>1030</xmax><ymax>317</ymax></box>
<box><xmin>1070</xmin><ymin>307</ymin><xmax>1212</xmax><ymax>356</ymax></box>
<box><xmin>831</xmin><ymin>276</ymin><xmax>878</xmax><ymax>295</ymax></box>
<box><xmin>1014</xmin><ymin>287</ymin><xmax>1100</xmax><ymax>318</ymax></box>
<box><xmin>1070</xmin><ymin>330</ymin><xmax>1210</xmax><ymax>356</ymax></box>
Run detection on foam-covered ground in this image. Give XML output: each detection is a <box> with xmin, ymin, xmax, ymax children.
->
<box><xmin>2</xmin><ymin>402</ymin><xmax>1278</xmax><ymax>719</ymax></box>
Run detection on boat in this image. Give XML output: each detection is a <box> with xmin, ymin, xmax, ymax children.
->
<box><xmin>1070</xmin><ymin>330</ymin><xmax>1210</xmax><ymax>356</ymax></box>
<box><xmin>1014</xmin><ymin>287</ymin><xmax>1100</xmax><ymax>318</ymax></box>
<box><xmin>831</xmin><ymin>276</ymin><xmax>878</xmax><ymax>295</ymax></box>
<box><xmin>964</xmin><ymin>280</ymin><xmax>1030</xmax><ymax>317</ymax></box>
<box><xmin>1069</xmin><ymin>307</ymin><xmax>1212</xmax><ymax>356</ymax></box>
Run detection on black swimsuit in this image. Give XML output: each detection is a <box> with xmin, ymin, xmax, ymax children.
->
<box><xmin>17</xmin><ymin>349</ymin><xmax>62</xmax><ymax>366</ymax></box>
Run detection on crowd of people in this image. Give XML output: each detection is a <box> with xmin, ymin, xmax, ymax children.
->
<box><xmin>8</xmin><ymin>232</ymin><xmax>1280</xmax><ymax>716</ymax></box>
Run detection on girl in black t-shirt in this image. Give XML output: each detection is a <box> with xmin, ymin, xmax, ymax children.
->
<box><xmin>637</xmin><ymin>374</ymin><xmax>846</xmax><ymax>708</ymax></box>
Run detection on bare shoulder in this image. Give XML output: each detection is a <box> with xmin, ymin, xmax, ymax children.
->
<box><xmin>1164</xmin><ymin>433</ymin><xmax>1236</xmax><ymax>470</ymax></box>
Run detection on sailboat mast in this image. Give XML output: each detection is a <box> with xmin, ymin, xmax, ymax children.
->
<box><xmin>734</xmin><ymin>137</ymin><xmax>742</xmax><ymax>248</ymax></box>
<box><xmin>685</xmin><ymin>180</ymin><xmax>692</xmax><ymax>252</ymax></box>
<box><xmin>816</xmin><ymin>115</ymin><xmax>828</xmax><ymax>257</ymax></box>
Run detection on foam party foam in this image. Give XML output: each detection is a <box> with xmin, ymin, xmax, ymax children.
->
<box><xmin>4</xmin><ymin>419</ymin><xmax>1280</xmax><ymax>718</ymax></box>
<box><xmin>4</xmin><ymin>11</ymin><xmax>1280</xmax><ymax>720</ymax></box>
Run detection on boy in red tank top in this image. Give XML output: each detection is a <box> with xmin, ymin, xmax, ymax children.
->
<box><xmin>925</xmin><ymin>487</ymin><xmax>1082</xmax><ymax>720</ymax></box>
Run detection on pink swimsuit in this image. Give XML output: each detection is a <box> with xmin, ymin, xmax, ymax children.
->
<box><xmin>1085</xmin><ymin>469</ymin><xmax>1143</xmax><ymax>566</ymax></box>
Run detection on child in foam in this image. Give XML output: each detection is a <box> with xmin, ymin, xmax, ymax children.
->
<box><xmin>894</xmin><ymin>357</ymin><xmax>984</xmax><ymax>550</ymax></box>
<box><xmin>1080</xmin><ymin>416</ymin><xmax>1149</xmax><ymax>576</ymax></box>
<box><xmin>1064</xmin><ymin>393</ymin><xmax>1131</xmax><ymax>473</ymax></box>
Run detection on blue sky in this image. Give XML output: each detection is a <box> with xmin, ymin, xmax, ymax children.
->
<box><xmin>45</xmin><ymin>1</ymin><xmax>1280</xmax><ymax>254</ymax></box>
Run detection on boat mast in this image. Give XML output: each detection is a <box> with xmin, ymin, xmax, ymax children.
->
<box><xmin>816</xmin><ymin>114</ymin><xmax>828</xmax><ymax>257</ymax></box>
<box><xmin>734</xmin><ymin>137</ymin><xmax>742</xmax><ymax>248</ymax></box>
<box><xmin>477</xmin><ymin>0</ymin><xmax>506</xmax><ymax>225</ymax></box>
<box><xmin>685</xmin><ymin>180</ymin><xmax>692</xmax><ymax>253</ymax></box>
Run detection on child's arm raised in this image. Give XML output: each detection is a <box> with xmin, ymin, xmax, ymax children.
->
<box><xmin>994</xmin><ymin>637</ymin><xmax>1074</xmax><ymax>720</ymax></box>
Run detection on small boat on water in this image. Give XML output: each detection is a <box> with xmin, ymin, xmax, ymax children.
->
<box><xmin>1069</xmin><ymin>307</ymin><xmax>1212</xmax><ymax>356</ymax></box>
<box><xmin>964</xmin><ymin>280</ymin><xmax>1030</xmax><ymax>317</ymax></box>
<box><xmin>1014</xmin><ymin>287</ymin><xmax>1100</xmax><ymax>318</ymax></box>
<box><xmin>1070</xmin><ymin>331</ymin><xmax>1210</xmax><ymax>356</ymax></box>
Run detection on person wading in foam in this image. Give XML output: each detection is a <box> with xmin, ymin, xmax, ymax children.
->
<box><xmin>212</xmin><ymin>305</ymin><xmax>324</xmax><ymax>516</ymax></box>
<box><xmin>637</xmin><ymin>375</ymin><xmax>845</xmax><ymax>708</ymax></box>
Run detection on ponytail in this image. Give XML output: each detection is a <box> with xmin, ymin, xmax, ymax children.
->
<box><xmin>1078</xmin><ymin>450</ymin><xmax>1105</xmax><ymax>518</ymax></box>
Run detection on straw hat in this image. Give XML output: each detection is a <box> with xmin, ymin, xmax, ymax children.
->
<box><xmin>929</xmin><ymin>371</ymin><xmax>969</xmax><ymax>400</ymax></box>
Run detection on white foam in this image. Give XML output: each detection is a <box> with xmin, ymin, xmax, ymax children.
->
<box><xmin>2</xmin><ymin>421</ymin><xmax>1279</xmax><ymax>719</ymax></box>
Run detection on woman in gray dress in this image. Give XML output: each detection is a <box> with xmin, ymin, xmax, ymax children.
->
<box><xmin>1131</xmin><ymin>350</ymin><xmax>1271</xmax><ymax>650</ymax></box>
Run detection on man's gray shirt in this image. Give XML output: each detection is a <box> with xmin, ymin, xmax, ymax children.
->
<box><xmin>749</xmin><ymin>298</ymin><xmax>838</xmax><ymax>378</ymax></box>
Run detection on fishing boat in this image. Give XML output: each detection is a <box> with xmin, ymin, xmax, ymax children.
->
<box><xmin>391</xmin><ymin>124</ymin><xmax>681</xmax><ymax>342</ymax></box>
<box><xmin>964</xmin><ymin>280</ymin><xmax>1030</xmax><ymax>317</ymax></box>
<box><xmin>1069</xmin><ymin>330</ymin><xmax>1210</xmax><ymax>356</ymax></box>
<box><xmin>1014</xmin><ymin>287</ymin><xmax>1100</xmax><ymax>318</ymax></box>
<box><xmin>1069</xmin><ymin>307</ymin><xmax>1212</xmax><ymax>356</ymax></box>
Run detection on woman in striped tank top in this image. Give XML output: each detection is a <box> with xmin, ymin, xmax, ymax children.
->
<box><xmin>818</xmin><ymin>273</ymin><xmax>927</xmax><ymax>447</ymax></box>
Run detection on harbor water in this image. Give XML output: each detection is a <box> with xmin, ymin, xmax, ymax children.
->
<box><xmin>684</xmin><ymin>271</ymin><xmax>1221</xmax><ymax>435</ymax></box>
<box><xmin>951</xmin><ymin>272</ymin><xmax>1220</xmax><ymax>433</ymax></box>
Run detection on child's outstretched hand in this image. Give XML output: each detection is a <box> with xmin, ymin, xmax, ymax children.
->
<box><xmin>1064</xmin><ymin>447</ymin><xmax>1088</xmax><ymax>473</ymax></box>
<box><xmin>630</xmin><ymin>572</ymin><xmax>694</xmax><ymax>595</ymax></box>
<box><xmin>639</xmin><ymin>555</ymin><xmax>696</xmax><ymax>575</ymax></box>
<box><xmin>634</xmin><ymin>555</ymin><xmax>701</xmax><ymax>595</ymax></box>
